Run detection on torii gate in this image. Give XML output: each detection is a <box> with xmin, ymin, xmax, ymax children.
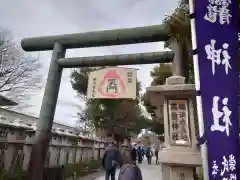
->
<box><xmin>21</xmin><ymin>24</ymin><xmax>185</xmax><ymax>180</ymax></box>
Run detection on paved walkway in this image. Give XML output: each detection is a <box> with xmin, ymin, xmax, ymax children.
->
<box><xmin>95</xmin><ymin>157</ymin><xmax>162</xmax><ymax>180</ymax></box>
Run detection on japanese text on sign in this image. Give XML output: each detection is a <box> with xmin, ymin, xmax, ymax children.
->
<box><xmin>106</xmin><ymin>78</ymin><xmax>118</xmax><ymax>94</ymax></box>
<box><xmin>195</xmin><ymin>0</ymin><xmax>239</xmax><ymax>179</ymax></box>
<box><xmin>205</xmin><ymin>39</ymin><xmax>231</xmax><ymax>75</ymax></box>
<box><xmin>211</xmin><ymin>96</ymin><xmax>232</xmax><ymax>136</ymax></box>
<box><xmin>212</xmin><ymin>154</ymin><xmax>236</xmax><ymax>179</ymax></box>
<box><xmin>204</xmin><ymin>0</ymin><xmax>232</xmax><ymax>25</ymax></box>
<box><xmin>92</xmin><ymin>77</ymin><xmax>97</xmax><ymax>97</ymax></box>
<box><xmin>180</xmin><ymin>172</ymin><xmax>185</xmax><ymax>180</ymax></box>
<box><xmin>127</xmin><ymin>72</ymin><xmax>133</xmax><ymax>83</ymax></box>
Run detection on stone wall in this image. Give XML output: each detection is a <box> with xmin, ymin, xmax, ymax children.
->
<box><xmin>0</xmin><ymin>108</ymin><xmax>135</xmax><ymax>172</ymax></box>
<box><xmin>0</xmin><ymin>139</ymin><xmax>106</xmax><ymax>172</ymax></box>
<box><xmin>0</xmin><ymin>107</ymin><xmax>108</xmax><ymax>172</ymax></box>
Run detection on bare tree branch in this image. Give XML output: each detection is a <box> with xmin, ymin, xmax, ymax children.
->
<box><xmin>0</xmin><ymin>28</ymin><xmax>43</xmax><ymax>109</ymax></box>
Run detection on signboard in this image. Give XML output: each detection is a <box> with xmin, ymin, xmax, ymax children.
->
<box><xmin>194</xmin><ymin>1</ymin><xmax>239</xmax><ymax>180</ymax></box>
<box><xmin>168</xmin><ymin>100</ymin><xmax>190</xmax><ymax>146</ymax></box>
<box><xmin>87</xmin><ymin>67</ymin><xmax>137</xmax><ymax>99</ymax></box>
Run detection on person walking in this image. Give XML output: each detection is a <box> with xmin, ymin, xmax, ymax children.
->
<box><xmin>155</xmin><ymin>148</ymin><xmax>159</xmax><ymax>164</ymax></box>
<box><xmin>118</xmin><ymin>147</ymin><xmax>143</xmax><ymax>180</ymax></box>
<box><xmin>102</xmin><ymin>141</ymin><xmax>123</xmax><ymax>180</ymax></box>
<box><xmin>131</xmin><ymin>144</ymin><xmax>137</xmax><ymax>164</ymax></box>
<box><xmin>145</xmin><ymin>146</ymin><xmax>153</xmax><ymax>164</ymax></box>
<box><xmin>137</xmin><ymin>146</ymin><xmax>143</xmax><ymax>164</ymax></box>
<box><xmin>141</xmin><ymin>146</ymin><xmax>145</xmax><ymax>160</ymax></box>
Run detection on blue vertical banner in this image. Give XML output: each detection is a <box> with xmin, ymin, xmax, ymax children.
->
<box><xmin>194</xmin><ymin>0</ymin><xmax>239</xmax><ymax>180</ymax></box>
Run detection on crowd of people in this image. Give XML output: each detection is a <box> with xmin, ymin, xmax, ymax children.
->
<box><xmin>102</xmin><ymin>141</ymin><xmax>159</xmax><ymax>180</ymax></box>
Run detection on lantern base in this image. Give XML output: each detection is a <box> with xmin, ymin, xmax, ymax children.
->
<box><xmin>159</xmin><ymin>147</ymin><xmax>202</xmax><ymax>166</ymax></box>
<box><xmin>161</xmin><ymin>164</ymin><xmax>195</xmax><ymax>180</ymax></box>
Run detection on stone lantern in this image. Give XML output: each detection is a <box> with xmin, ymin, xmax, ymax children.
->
<box><xmin>146</xmin><ymin>75</ymin><xmax>201</xmax><ymax>180</ymax></box>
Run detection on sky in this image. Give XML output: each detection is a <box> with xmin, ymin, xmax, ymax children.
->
<box><xmin>0</xmin><ymin>0</ymin><xmax>177</xmax><ymax>126</ymax></box>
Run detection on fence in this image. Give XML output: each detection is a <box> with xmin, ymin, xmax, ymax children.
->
<box><xmin>0</xmin><ymin>140</ymin><xmax>106</xmax><ymax>172</ymax></box>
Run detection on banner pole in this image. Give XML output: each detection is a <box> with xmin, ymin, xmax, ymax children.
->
<box><xmin>188</xmin><ymin>0</ymin><xmax>209</xmax><ymax>180</ymax></box>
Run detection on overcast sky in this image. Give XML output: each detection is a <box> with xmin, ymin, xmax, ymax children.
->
<box><xmin>0</xmin><ymin>0</ymin><xmax>177</xmax><ymax>126</ymax></box>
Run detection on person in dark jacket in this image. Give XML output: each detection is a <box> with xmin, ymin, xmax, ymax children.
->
<box><xmin>102</xmin><ymin>142</ymin><xmax>123</xmax><ymax>180</ymax></box>
<box><xmin>137</xmin><ymin>146</ymin><xmax>143</xmax><ymax>164</ymax></box>
<box><xmin>145</xmin><ymin>146</ymin><xmax>153</xmax><ymax>164</ymax></box>
<box><xmin>131</xmin><ymin>145</ymin><xmax>137</xmax><ymax>164</ymax></box>
<box><xmin>141</xmin><ymin>146</ymin><xmax>145</xmax><ymax>159</ymax></box>
<box><xmin>155</xmin><ymin>148</ymin><xmax>159</xmax><ymax>164</ymax></box>
<box><xmin>118</xmin><ymin>148</ymin><xmax>143</xmax><ymax>180</ymax></box>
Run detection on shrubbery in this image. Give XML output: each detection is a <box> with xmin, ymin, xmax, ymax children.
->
<box><xmin>64</xmin><ymin>159</ymin><xmax>101</xmax><ymax>178</ymax></box>
<box><xmin>0</xmin><ymin>167</ymin><xmax>26</xmax><ymax>180</ymax></box>
<box><xmin>0</xmin><ymin>159</ymin><xmax>101</xmax><ymax>180</ymax></box>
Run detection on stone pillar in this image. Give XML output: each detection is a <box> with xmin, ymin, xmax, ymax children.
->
<box><xmin>170</xmin><ymin>40</ymin><xmax>184</xmax><ymax>77</ymax></box>
<box><xmin>146</xmin><ymin>76</ymin><xmax>202</xmax><ymax>180</ymax></box>
<box><xmin>170</xmin><ymin>39</ymin><xmax>189</xmax><ymax>80</ymax></box>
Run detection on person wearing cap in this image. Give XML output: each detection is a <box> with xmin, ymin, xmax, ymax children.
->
<box><xmin>102</xmin><ymin>141</ymin><xmax>123</xmax><ymax>180</ymax></box>
<box><xmin>118</xmin><ymin>148</ymin><xmax>143</xmax><ymax>180</ymax></box>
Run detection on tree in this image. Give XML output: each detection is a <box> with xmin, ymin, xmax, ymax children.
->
<box><xmin>141</xmin><ymin>1</ymin><xmax>194</xmax><ymax>135</ymax></box>
<box><xmin>71</xmin><ymin>67</ymin><xmax>147</xmax><ymax>141</ymax></box>
<box><xmin>142</xmin><ymin>63</ymin><xmax>172</xmax><ymax>117</ymax></box>
<box><xmin>147</xmin><ymin>120</ymin><xmax>164</xmax><ymax>135</ymax></box>
<box><xmin>71</xmin><ymin>67</ymin><xmax>100</xmax><ymax>100</ymax></box>
<box><xmin>150</xmin><ymin>63</ymin><xmax>172</xmax><ymax>85</ymax></box>
<box><xmin>163</xmin><ymin>2</ymin><xmax>191</xmax><ymax>48</ymax></box>
<box><xmin>0</xmin><ymin>28</ymin><xmax>42</xmax><ymax>107</ymax></box>
<box><xmin>163</xmin><ymin>1</ymin><xmax>194</xmax><ymax>83</ymax></box>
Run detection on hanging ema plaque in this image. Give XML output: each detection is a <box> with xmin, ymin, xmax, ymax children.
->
<box><xmin>168</xmin><ymin>100</ymin><xmax>191</xmax><ymax>146</ymax></box>
<box><xmin>87</xmin><ymin>67</ymin><xmax>137</xmax><ymax>99</ymax></box>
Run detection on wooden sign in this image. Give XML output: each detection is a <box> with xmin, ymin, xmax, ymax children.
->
<box><xmin>87</xmin><ymin>67</ymin><xmax>137</xmax><ymax>99</ymax></box>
